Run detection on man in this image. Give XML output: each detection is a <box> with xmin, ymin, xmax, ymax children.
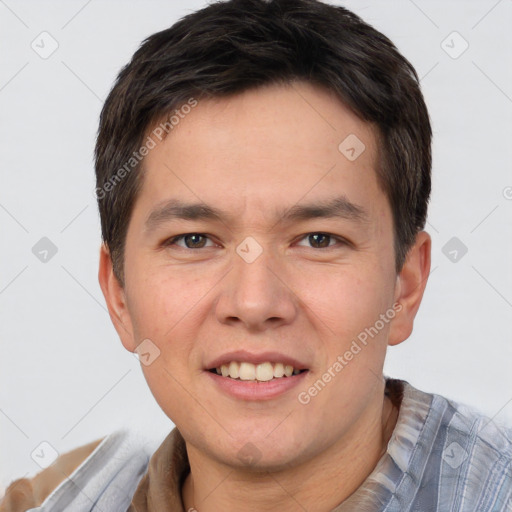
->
<box><xmin>2</xmin><ymin>0</ymin><xmax>511</xmax><ymax>510</ymax></box>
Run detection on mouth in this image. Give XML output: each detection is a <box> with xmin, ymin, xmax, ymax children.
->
<box><xmin>207</xmin><ymin>361</ymin><xmax>308</xmax><ymax>382</ymax></box>
<box><xmin>204</xmin><ymin>351</ymin><xmax>310</xmax><ymax>400</ymax></box>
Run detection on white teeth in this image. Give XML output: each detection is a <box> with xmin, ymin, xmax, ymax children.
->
<box><xmin>228</xmin><ymin>361</ymin><xmax>239</xmax><ymax>379</ymax></box>
<box><xmin>239</xmin><ymin>362</ymin><xmax>256</xmax><ymax>381</ymax></box>
<box><xmin>273</xmin><ymin>362</ymin><xmax>285</xmax><ymax>378</ymax></box>
<box><xmin>255</xmin><ymin>362</ymin><xmax>274</xmax><ymax>382</ymax></box>
<box><xmin>215</xmin><ymin>361</ymin><xmax>304</xmax><ymax>381</ymax></box>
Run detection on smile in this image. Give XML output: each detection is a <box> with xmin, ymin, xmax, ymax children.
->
<box><xmin>209</xmin><ymin>361</ymin><xmax>307</xmax><ymax>382</ymax></box>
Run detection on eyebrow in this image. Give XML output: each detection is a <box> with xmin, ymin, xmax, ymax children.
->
<box><xmin>144</xmin><ymin>195</ymin><xmax>370</xmax><ymax>233</ymax></box>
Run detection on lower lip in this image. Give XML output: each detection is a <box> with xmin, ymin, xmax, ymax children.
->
<box><xmin>205</xmin><ymin>370</ymin><xmax>309</xmax><ymax>401</ymax></box>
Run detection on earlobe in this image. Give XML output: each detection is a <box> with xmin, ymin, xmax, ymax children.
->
<box><xmin>97</xmin><ymin>244</ymin><xmax>136</xmax><ymax>352</ymax></box>
<box><xmin>388</xmin><ymin>231</ymin><xmax>431</xmax><ymax>347</ymax></box>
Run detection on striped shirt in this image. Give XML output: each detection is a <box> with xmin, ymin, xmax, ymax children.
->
<box><xmin>18</xmin><ymin>377</ymin><xmax>512</xmax><ymax>511</ymax></box>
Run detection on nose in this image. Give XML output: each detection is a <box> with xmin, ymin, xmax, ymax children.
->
<box><xmin>214</xmin><ymin>242</ymin><xmax>298</xmax><ymax>332</ymax></box>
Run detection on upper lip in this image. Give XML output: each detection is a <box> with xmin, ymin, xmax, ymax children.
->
<box><xmin>205</xmin><ymin>350</ymin><xmax>309</xmax><ymax>371</ymax></box>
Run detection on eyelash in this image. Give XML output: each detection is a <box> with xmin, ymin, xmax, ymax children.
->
<box><xmin>162</xmin><ymin>232</ymin><xmax>350</xmax><ymax>251</ymax></box>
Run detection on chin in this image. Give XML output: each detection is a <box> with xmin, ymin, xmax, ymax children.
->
<box><xmin>211</xmin><ymin>428</ymin><xmax>310</xmax><ymax>471</ymax></box>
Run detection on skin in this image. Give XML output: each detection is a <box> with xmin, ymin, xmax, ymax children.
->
<box><xmin>99</xmin><ymin>81</ymin><xmax>431</xmax><ymax>511</ymax></box>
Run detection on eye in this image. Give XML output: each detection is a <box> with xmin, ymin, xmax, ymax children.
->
<box><xmin>162</xmin><ymin>232</ymin><xmax>349</xmax><ymax>251</ymax></box>
<box><xmin>295</xmin><ymin>232</ymin><xmax>348</xmax><ymax>249</ymax></box>
<box><xmin>164</xmin><ymin>233</ymin><xmax>215</xmax><ymax>249</ymax></box>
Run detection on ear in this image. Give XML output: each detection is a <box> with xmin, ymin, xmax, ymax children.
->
<box><xmin>388</xmin><ymin>230</ymin><xmax>431</xmax><ymax>346</ymax></box>
<box><xmin>98</xmin><ymin>244</ymin><xmax>136</xmax><ymax>352</ymax></box>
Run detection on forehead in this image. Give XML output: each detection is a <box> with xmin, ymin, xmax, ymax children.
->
<box><xmin>137</xmin><ymin>81</ymin><xmax>387</xmax><ymax>229</ymax></box>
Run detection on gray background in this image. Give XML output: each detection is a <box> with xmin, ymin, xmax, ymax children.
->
<box><xmin>1</xmin><ymin>0</ymin><xmax>511</xmax><ymax>494</ymax></box>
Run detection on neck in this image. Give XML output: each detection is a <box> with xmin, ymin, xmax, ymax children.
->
<box><xmin>182</xmin><ymin>384</ymin><xmax>398</xmax><ymax>512</ymax></box>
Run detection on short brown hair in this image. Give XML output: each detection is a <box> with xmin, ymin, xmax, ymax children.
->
<box><xmin>95</xmin><ymin>0</ymin><xmax>432</xmax><ymax>286</ymax></box>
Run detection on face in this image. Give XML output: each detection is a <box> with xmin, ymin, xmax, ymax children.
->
<box><xmin>100</xmin><ymin>81</ymin><xmax>425</xmax><ymax>471</ymax></box>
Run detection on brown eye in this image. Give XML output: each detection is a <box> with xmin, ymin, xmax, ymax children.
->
<box><xmin>183</xmin><ymin>234</ymin><xmax>207</xmax><ymax>248</ymax></box>
<box><xmin>308</xmin><ymin>233</ymin><xmax>332</xmax><ymax>248</ymax></box>
<box><xmin>296</xmin><ymin>232</ymin><xmax>346</xmax><ymax>249</ymax></box>
<box><xmin>166</xmin><ymin>233</ymin><xmax>212</xmax><ymax>249</ymax></box>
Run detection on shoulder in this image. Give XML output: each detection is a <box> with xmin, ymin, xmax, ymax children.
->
<box><xmin>404</xmin><ymin>381</ymin><xmax>512</xmax><ymax>510</ymax></box>
<box><xmin>438</xmin><ymin>391</ymin><xmax>512</xmax><ymax>509</ymax></box>
<box><xmin>0</xmin><ymin>436</ymin><xmax>104</xmax><ymax>512</ymax></box>
<box><xmin>0</xmin><ymin>429</ymin><xmax>152</xmax><ymax>512</ymax></box>
<box><xmin>400</xmin><ymin>380</ymin><xmax>512</xmax><ymax>459</ymax></box>
<box><xmin>438</xmin><ymin>389</ymin><xmax>512</xmax><ymax>464</ymax></box>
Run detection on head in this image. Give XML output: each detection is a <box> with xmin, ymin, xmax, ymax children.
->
<box><xmin>97</xmin><ymin>0</ymin><xmax>431</xmax><ymax>471</ymax></box>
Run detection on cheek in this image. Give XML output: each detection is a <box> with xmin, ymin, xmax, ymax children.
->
<box><xmin>126</xmin><ymin>267</ymin><xmax>200</xmax><ymax>338</ymax></box>
<box><xmin>295</xmin><ymin>263</ymin><xmax>393</xmax><ymax>340</ymax></box>
<box><xmin>139</xmin><ymin>359</ymin><xmax>190</xmax><ymax>428</ymax></box>
<box><xmin>130</xmin><ymin>272</ymin><xmax>200</xmax><ymax>416</ymax></box>
<box><xmin>125</xmin><ymin>267</ymin><xmax>213</xmax><ymax>385</ymax></box>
